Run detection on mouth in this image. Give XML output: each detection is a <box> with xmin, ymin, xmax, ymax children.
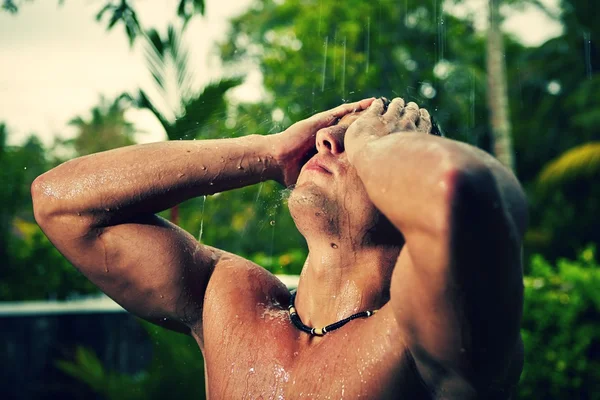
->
<box><xmin>304</xmin><ymin>158</ymin><xmax>333</xmax><ymax>174</ymax></box>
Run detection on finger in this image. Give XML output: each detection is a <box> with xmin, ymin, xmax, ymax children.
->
<box><xmin>366</xmin><ymin>98</ymin><xmax>385</xmax><ymax>116</ymax></box>
<box><xmin>309</xmin><ymin>98</ymin><xmax>374</xmax><ymax>130</ymax></box>
<box><xmin>330</xmin><ymin>97</ymin><xmax>375</xmax><ymax>118</ymax></box>
<box><xmin>357</xmin><ymin>97</ymin><xmax>376</xmax><ymax>110</ymax></box>
<box><xmin>402</xmin><ymin>101</ymin><xmax>420</xmax><ymax>124</ymax></box>
<box><xmin>417</xmin><ymin>108</ymin><xmax>432</xmax><ymax>133</ymax></box>
<box><xmin>384</xmin><ymin>97</ymin><xmax>405</xmax><ymax>121</ymax></box>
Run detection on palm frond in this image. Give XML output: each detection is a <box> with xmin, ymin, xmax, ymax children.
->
<box><xmin>170</xmin><ymin>78</ymin><xmax>242</xmax><ymax>141</ymax></box>
<box><xmin>177</xmin><ymin>0</ymin><xmax>205</xmax><ymax>27</ymax></box>
<box><xmin>136</xmin><ymin>89</ymin><xmax>172</xmax><ymax>136</ymax></box>
<box><xmin>537</xmin><ymin>142</ymin><xmax>600</xmax><ymax>190</ymax></box>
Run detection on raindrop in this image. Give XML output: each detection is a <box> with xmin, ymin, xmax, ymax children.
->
<box><xmin>341</xmin><ymin>36</ymin><xmax>347</xmax><ymax>100</ymax></box>
<box><xmin>584</xmin><ymin>31</ymin><xmax>592</xmax><ymax>79</ymax></box>
<box><xmin>365</xmin><ymin>17</ymin><xmax>370</xmax><ymax>74</ymax></box>
<box><xmin>420</xmin><ymin>82</ymin><xmax>437</xmax><ymax>99</ymax></box>
<box><xmin>198</xmin><ymin>195</ymin><xmax>206</xmax><ymax>242</ymax></box>
<box><xmin>321</xmin><ymin>36</ymin><xmax>328</xmax><ymax>92</ymax></box>
<box><xmin>547</xmin><ymin>80</ymin><xmax>561</xmax><ymax>95</ymax></box>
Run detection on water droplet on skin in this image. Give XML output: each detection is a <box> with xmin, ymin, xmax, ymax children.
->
<box><xmin>77</xmin><ymin>212</ymin><xmax>81</xmax><ymax>216</ymax></box>
<box><xmin>331</xmin><ymin>243</ymin><xmax>338</xmax><ymax>249</ymax></box>
<box><xmin>315</xmin><ymin>212</ymin><xmax>321</xmax><ymax>216</ymax></box>
<box><xmin>238</xmin><ymin>165</ymin><xmax>243</xmax><ymax>170</ymax></box>
<box><xmin>257</xmin><ymin>157</ymin><xmax>262</xmax><ymax>162</ymax></box>
<box><xmin>178</xmin><ymin>173</ymin><xmax>185</xmax><ymax>178</ymax></box>
<box><xmin>201</xmin><ymin>165</ymin><xmax>207</xmax><ymax>170</ymax></box>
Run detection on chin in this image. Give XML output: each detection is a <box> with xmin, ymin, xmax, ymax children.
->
<box><xmin>288</xmin><ymin>183</ymin><xmax>338</xmax><ymax>234</ymax></box>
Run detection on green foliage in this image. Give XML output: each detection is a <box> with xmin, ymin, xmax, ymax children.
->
<box><xmin>220</xmin><ymin>0</ymin><xmax>491</xmax><ymax>147</ymax></box>
<box><xmin>65</xmin><ymin>95</ymin><xmax>137</xmax><ymax>156</ymax></box>
<box><xmin>537</xmin><ymin>142</ymin><xmax>600</xmax><ymax>191</ymax></box>
<box><xmin>0</xmin><ymin>124</ymin><xmax>98</xmax><ymax>300</ymax></box>
<box><xmin>56</xmin><ymin>320</ymin><xmax>205</xmax><ymax>400</ymax></box>
<box><xmin>135</xmin><ymin>23</ymin><xmax>242</xmax><ymax>142</ymax></box>
<box><xmin>175</xmin><ymin>181</ymin><xmax>307</xmax><ymax>275</ymax></box>
<box><xmin>520</xmin><ymin>246</ymin><xmax>600</xmax><ymax>399</ymax></box>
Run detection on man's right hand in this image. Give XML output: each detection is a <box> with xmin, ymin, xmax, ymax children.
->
<box><xmin>270</xmin><ymin>98</ymin><xmax>375</xmax><ymax>187</ymax></box>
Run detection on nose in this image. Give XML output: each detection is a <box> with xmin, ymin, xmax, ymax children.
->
<box><xmin>316</xmin><ymin>125</ymin><xmax>346</xmax><ymax>155</ymax></box>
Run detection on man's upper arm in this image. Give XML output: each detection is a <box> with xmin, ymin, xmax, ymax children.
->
<box><xmin>390</xmin><ymin>162</ymin><xmax>527</xmax><ymax>393</ymax></box>
<box><xmin>39</xmin><ymin>211</ymin><xmax>222</xmax><ymax>338</ymax></box>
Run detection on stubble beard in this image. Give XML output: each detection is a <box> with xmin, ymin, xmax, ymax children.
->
<box><xmin>288</xmin><ymin>182</ymin><xmax>342</xmax><ymax>238</ymax></box>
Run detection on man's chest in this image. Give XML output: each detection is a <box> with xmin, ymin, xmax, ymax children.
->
<box><xmin>201</xmin><ymin>306</ymin><xmax>431</xmax><ymax>399</ymax></box>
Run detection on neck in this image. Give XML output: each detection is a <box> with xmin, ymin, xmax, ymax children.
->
<box><xmin>294</xmin><ymin>239</ymin><xmax>399</xmax><ymax>331</ymax></box>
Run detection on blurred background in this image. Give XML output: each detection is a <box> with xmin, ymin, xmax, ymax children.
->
<box><xmin>0</xmin><ymin>0</ymin><xmax>598</xmax><ymax>398</ymax></box>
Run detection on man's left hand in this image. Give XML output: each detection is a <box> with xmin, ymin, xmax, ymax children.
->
<box><xmin>344</xmin><ymin>97</ymin><xmax>432</xmax><ymax>165</ymax></box>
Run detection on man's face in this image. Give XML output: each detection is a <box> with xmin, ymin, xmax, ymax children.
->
<box><xmin>288</xmin><ymin>109</ymin><xmax>387</xmax><ymax>242</ymax></box>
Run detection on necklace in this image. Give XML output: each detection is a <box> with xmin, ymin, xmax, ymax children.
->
<box><xmin>288</xmin><ymin>291</ymin><xmax>378</xmax><ymax>336</ymax></box>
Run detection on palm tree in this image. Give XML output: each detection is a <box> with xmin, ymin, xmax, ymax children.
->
<box><xmin>67</xmin><ymin>95</ymin><xmax>137</xmax><ymax>156</ymax></box>
<box><xmin>135</xmin><ymin>24</ymin><xmax>241</xmax><ymax>223</ymax></box>
<box><xmin>486</xmin><ymin>0</ymin><xmax>514</xmax><ymax>172</ymax></box>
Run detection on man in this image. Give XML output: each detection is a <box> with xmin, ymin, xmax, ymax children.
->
<box><xmin>32</xmin><ymin>97</ymin><xmax>526</xmax><ymax>399</ymax></box>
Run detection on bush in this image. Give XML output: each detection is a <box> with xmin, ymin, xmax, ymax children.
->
<box><xmin>519</xmin><ymin>246</ymin><xmax>600</xmax><ymax>399</ymax></box>
<box><xmin>56</xmin><ymin>321</ymin><xmax>205</xmax><ymax>400</ymax></box>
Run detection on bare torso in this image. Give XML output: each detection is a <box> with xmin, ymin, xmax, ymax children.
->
<box><xmin>198</xmin><ymin>257</ymin><xmax>522</xmax><ymax>400</ymax></box>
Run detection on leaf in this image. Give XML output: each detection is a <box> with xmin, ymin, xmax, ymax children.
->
<box><xmin>145</xmin><ymin>28</ymin><xmax>165</xmax><ymax>58</ymax></box>
<box><xmin>171</xmin><ymin>78</ymin><xmax>242</xmax><ymax>141</ymax></box>
<box><xmin>95</xmin><ymin>4</ymin><xmax>113</xmax><ymax>22</ymax></box>
<box><xmin>177</xmin><ymin>0</ymin><xmax>205</xmax><ymax>26</ymax></box>
<box><xmin>136</xmin><ymin>89</ymin><xmax>172</xmax><ymax>135</ymax></box>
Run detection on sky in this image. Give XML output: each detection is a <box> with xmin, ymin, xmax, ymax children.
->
<box><xmin>0</xmin><ymin>0</ymin><xmax>562</xmax><ymax>147</ymax></box>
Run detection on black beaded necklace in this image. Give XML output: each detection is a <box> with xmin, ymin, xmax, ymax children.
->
<box><xmin>288</xmin><ymin>291</ymin><xmax>378</xmax><ymax>336</ymax></box>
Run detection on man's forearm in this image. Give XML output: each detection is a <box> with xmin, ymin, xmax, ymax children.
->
<box><xmin>33</xmin><ymin>135</ymin><xmax>278</xmax><ymax>226</ymax></box>
<box><xmin>352</xmin><ymin>132</ymin><xmax>485</xmax><ymax>236</ymax></box>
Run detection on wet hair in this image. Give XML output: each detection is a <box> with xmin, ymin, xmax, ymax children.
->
<box><xmin>429</xmin><ymin>115</ymin><xmax>444</xmax><ymax>137</ymax></box>
<box><xmin>380</xmin><ymin>97</ymin><xmax>444</xmax><ymax>137</ymax></box>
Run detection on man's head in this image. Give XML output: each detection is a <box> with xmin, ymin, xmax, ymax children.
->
<box><xmin>287</xmin><ymin>103</ymin><xmax>402</xmax><ymax>249</ymax></box>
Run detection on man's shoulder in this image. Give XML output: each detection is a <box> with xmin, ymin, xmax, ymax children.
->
<box><xmin>205</xmin><ymin>252</ymin><xmax>291</xmax><ymax>311</ymax></box>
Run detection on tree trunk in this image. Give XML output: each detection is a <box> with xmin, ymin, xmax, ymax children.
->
<box><xmin>486</xmin><ymin>0</ymin><xmax>515</xmax><ymax>172</ymax></box>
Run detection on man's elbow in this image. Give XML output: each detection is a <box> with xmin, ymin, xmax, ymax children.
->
<box><xmin>449</xmin><ymin>162</ymin><xmax>528</xmax><ymax>240</ymax></box>
<box><xmin>31</xmin><ymin>173</ymin><xmax>79</xmax><ymax>232</ymax></box>
<box><xmin>31</xmin><ymin>173</ymin><xmax>54</xmax><ymax>228</ymax></box>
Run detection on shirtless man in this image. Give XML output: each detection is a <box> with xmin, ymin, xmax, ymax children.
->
<box><xmin>31</xmin><ymin>97</ymin><xmax>526</xmax><ymax>399</ymax></box>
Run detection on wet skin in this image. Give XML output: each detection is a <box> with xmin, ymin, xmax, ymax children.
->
<box><xmin>201</xmin><ymin>108</ymin><xmax>523</xmax><ymax>399</ymax></box>
<box><xmin>32</xmin><ymin>98</ymin><xmax>526</xmax><ymax>399</ymax></box>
